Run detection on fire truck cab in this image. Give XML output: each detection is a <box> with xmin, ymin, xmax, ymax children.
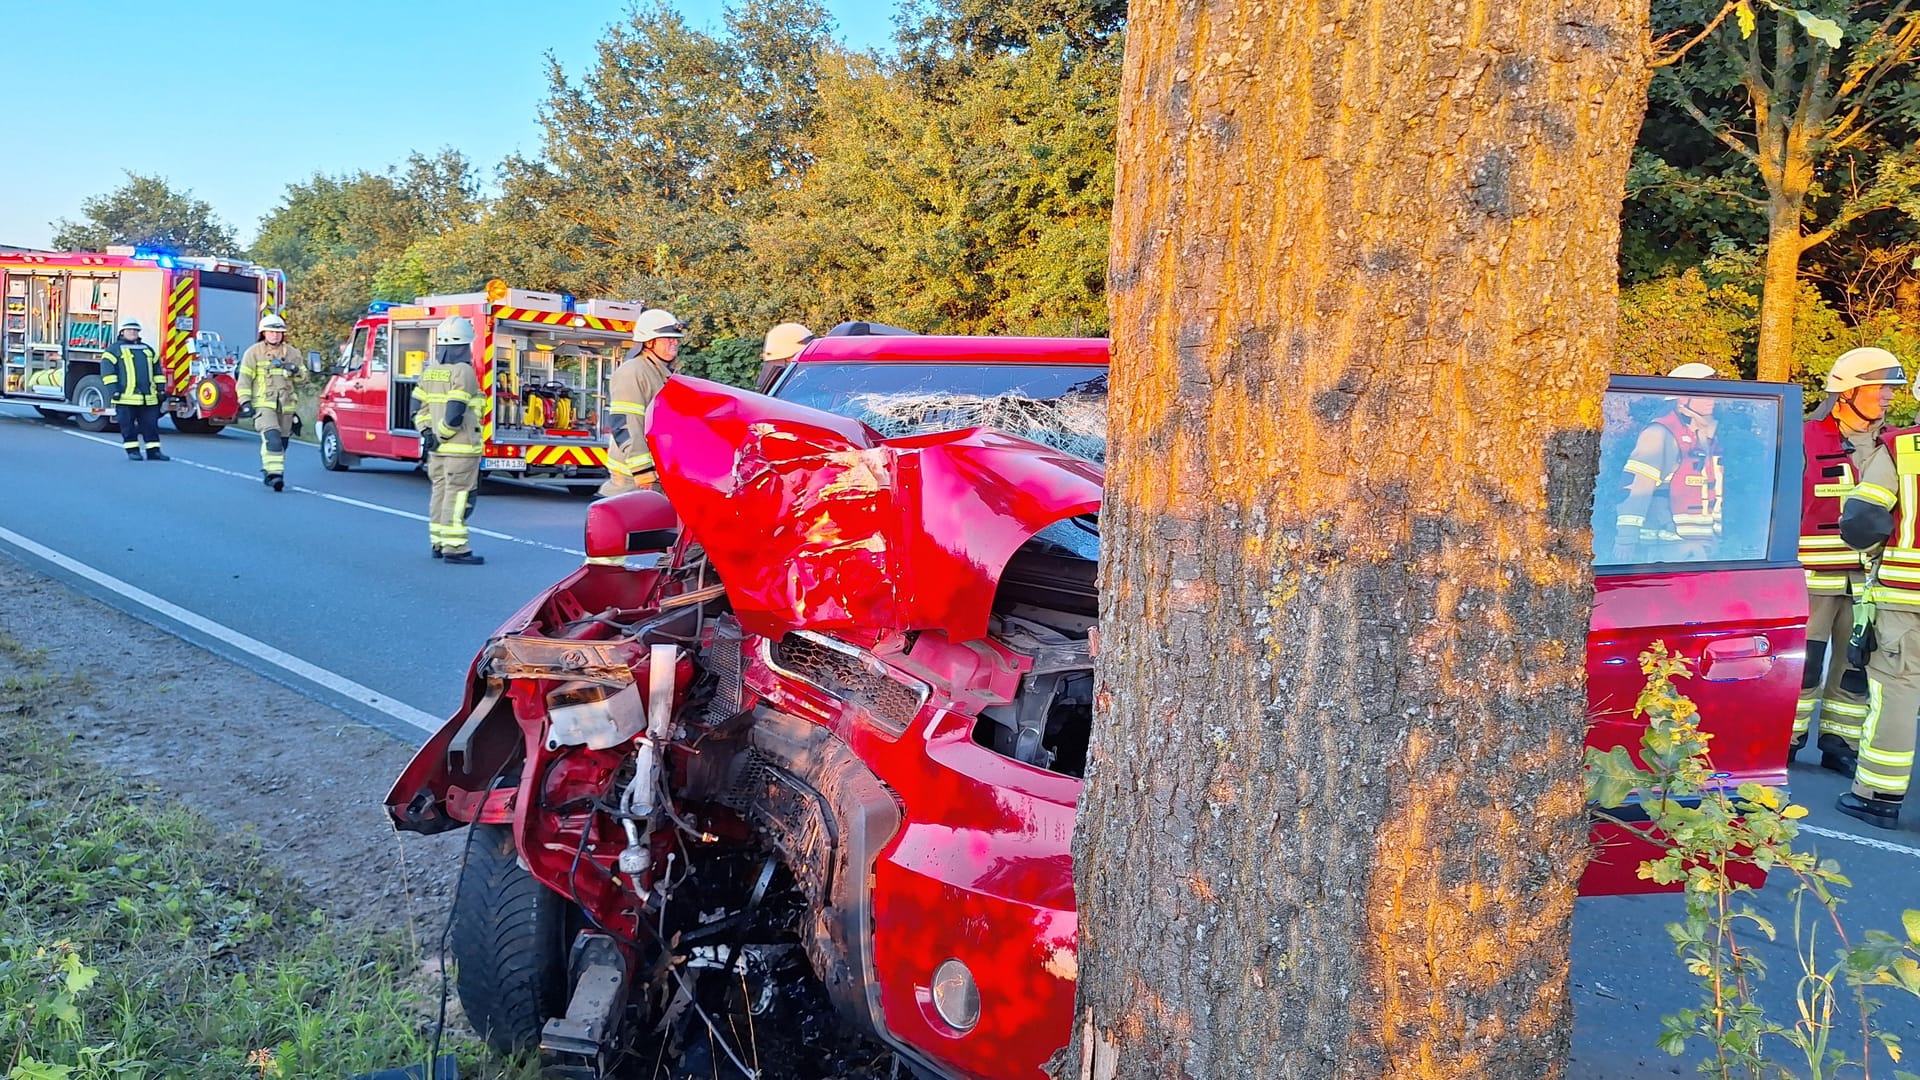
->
<box><xmin>1</xmin><ymin>247</ymin><xmax>286</xmax><ymax>433</ymax></box>
<box><xmin>317</xmin><ymin>285</ymin><xmax>640</xmax><ymax>488</ymax></box>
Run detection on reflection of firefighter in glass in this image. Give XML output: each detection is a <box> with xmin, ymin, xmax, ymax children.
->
<box><xmin>1612</xmin><ymin>363</ymin><xmax>1722</xmax><ymax>563</ymax></box>
<box><xmin>1794</xmin><ymin>347</ymin><xmax>1908</xmax><ymax>772</ymax></box>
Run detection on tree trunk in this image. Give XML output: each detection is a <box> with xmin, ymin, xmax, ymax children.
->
<box><xmin>1069</xmin><ymin>1</ymin><xmax>1649</xmax><ymax>1078</ymax></box>
<box><xmin>1756</xmin><ymin>198</ymin><xmax>1805</xmax><ymax>383</ymax></box>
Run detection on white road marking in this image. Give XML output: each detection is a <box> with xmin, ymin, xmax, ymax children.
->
<box><xmin>56</xmin><ymin>429</ymin><xmax>585</xmax><ymax>556</ymax></box>
<box><xmin>1798</xmin><ymin>822</ymin><xmax>1920</xmax><ymax>859</ymax></box>
<box><xmin>0</xmin><ymin>523</ymin><xmax>443</xmax><ymax>734</ymax></box>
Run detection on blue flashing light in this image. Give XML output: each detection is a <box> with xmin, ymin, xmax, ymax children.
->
<box><xmin>561</xmin><ymin>293</ymin><xmax>577</xmax><ymax>312</ymax></box>
<box><xmin>132</xmin><ymin>246</ymin><xmax>177</xmax><ymax>269</ymax></box>
<box><xmin>366</xmin><ymin>300</ymin><xmax>401</xmax><ymax>316</ymax></box>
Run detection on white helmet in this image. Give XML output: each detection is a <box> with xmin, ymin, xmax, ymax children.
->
<box><xmin>259</xmin><ymin>314</ymin><xmax>289</xmax><ymax>334</ymax></box>
<box><xmin>435</xmin><ymin>316</ymin><xmax>475</xmax><ymax>346</ymax></box>
<box><xmin>1667</xmin><ymin>362</ymin><xmax>1717</xmax><ymax>379</ymax></box>
<box><xmin>119</xmin><ymin>319</ymin><xmax>143</xmax><ymax>334</ymax></box>
<box><xmin>1826</xmin><ymin>346</ymin><xmax>1908</xmax><ymax>392</ymax></box>
<box><xmin>762</xmin><ymin>321</ymin><xmax>815</xmax><ymax>362</ymax></box>
<box><xmin>631</xmin><ymin>308</ymin><xmax>686</xmax><ymax>344</ymax></box>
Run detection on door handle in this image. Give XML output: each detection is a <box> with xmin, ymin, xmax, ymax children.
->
<box><xmin>1702</xmin><ymin>635</ymin><xmax>1774</xmax><ymax>682</ymax></box>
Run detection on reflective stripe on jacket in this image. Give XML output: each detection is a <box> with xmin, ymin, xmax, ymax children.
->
<box><xmin>1848</xmin><ymin>428</ymin><xmax>1920</xmax><ymax>607</ymax></box>
<box><xmin>237</xmin><ymin>342</ymin><xmax>305</xmax><ymax>408</ymax></box>
<box><xmin>100</xmin><ymin>341</ymin><xmax>163</xmax><ymax>406</ymax></box>
<box><xmin>412</xmin><ymin>362</ymin><xmax>485</xmax><ymax>454</ymax></box>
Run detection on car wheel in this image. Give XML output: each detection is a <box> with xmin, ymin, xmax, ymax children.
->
<box><xmin>71</xmin><ymin>375</ymin><xmax>111</xmax><ymax>433</ymax></box>
<box><xmin>451</xmin><ymin>822</ymin><xmax>572</xmax><ymax>1056</ymax></box>
<box><xmin>319</xmin><ymin>422</ymin><xmax>349</xmax><ymax>472</ymax></box>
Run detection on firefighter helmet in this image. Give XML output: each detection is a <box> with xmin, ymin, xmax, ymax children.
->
<box><xmin>119</xmin><ymin>319</ymin><xmax>143</xmax><ymax>335</ymax></box>
<box><xmin>1826</xmin><ymin>347</ymin><xmax>1908</xmax><ymax>392</ymax></box>
<box><xmin>435</xmin><ymin>316</ymin><xmax>475</xmax><ymax>346</ymax></box>
<box><xmin>1667</xmin><ymin>362</ymin><xmax>1717</xmax><ymax>379</ymax></box>
<box><xmin>632</xmin><ymin>309</ymin><xmax>686</xmax><ymax>344</ymax></box>
<box><xmin>259</xmin><ymin>314</ymin><xmax>289</xmax><ymax>334</ymax></box>
<box><xmin>762</xmin><ymin>322</ymin><xmax>815</xmax><ymax>362</ymax></box>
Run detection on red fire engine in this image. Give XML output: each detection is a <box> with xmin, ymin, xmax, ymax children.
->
<box><xmin>317</xmin><ymin>283</ymin><xmax>643</xmax><ymax>488</ymax></box>
<box><xmin>0</xmin><ymin>246</ymin><xmax>285</xmax><ymax>432</ymax></box>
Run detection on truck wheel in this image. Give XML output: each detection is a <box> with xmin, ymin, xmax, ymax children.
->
<box><xmin>319</xmin><ymin>422</ymin><xmax>351</xmax><ymax>472</ymax></box>
<box><xmin>451</xmin><ymin>822</ymin><xmax>572</xmax><ymax>1055</ymax></box>
<box><xmin>32</xmin><ymin>407</ymin><xmax>69</xmax><ymax>425</ymax></box>
<box><xmin>71</xmin><ymin>376</ymin><xmax>112</xmax><ymax>433</ymax></box>
<box><xmin>171</xmin><ymin>416</ymin><xmax>219</xmax><ymax>435</ymax></box>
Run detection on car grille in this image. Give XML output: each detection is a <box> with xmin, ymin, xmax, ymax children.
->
<box><xmin>705</xmin><ymin>615</ymin><xmax>746</xmax><ymax>725</ymax></box>
<box><xmin>765</xmin><ymin>631</ymin><xmax>927</xmax><ymax>734</ymax></box>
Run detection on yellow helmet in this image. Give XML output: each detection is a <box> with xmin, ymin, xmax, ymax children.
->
<box><xmin>762</xmin><ymin>322</ymin><xmax>815</xmax><ymax>362</ymax></box>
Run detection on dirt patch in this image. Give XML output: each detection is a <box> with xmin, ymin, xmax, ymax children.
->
<box><xmin>0</xmin><ymin>552</ymin><xmax>461</xmax><ymax>944</ymax></box>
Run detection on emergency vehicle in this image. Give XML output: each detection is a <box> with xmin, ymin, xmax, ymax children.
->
<box><xmin>317</xmin><ymin>283</ymin><xmax>643</xmax><ymax>487</ymax></box>
<box><xmin>0</xmin><ymin>247</ymin><xmax>286</xmax><ymax>433</ymax></box>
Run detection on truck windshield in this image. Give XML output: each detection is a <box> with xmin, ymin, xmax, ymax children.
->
<box><xmin>772</xmin><ymin>362</ymin><xmax>1111</xmax><ymax>463</ymax></box>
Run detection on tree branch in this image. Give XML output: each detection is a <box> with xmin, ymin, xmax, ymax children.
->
<box><xmin>1670</xmin><ymin>82</ymin><xmax>1763</xmax><ymax>169</ymax></box>
<box><xmin>1651</xmin><ymin>1</ymin><xmax>1741</xmax><ymax>68</ymax></box>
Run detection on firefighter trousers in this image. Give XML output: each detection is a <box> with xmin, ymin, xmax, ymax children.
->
<box><xmin>428</xmin><ymin>453</ymin><xmax>481</xmax><ymax>555</ymax></box>
<box><xmin>255</xmin><ymin>407</ymin><xmax>296</xmax><ymax>476</ymax></box>
<box><xmin>1797</xmin><ymin>592</ymin><xmax>1871</xmax><ymax>747</ymax></box>
<box><xmin>117</xmin><ymin>403</ymin><xmax>162</xmax><ymax>453</ymax></box>
<box><xmin>1858</xmin><ymin>606</ymin><xmax>1920</xmax><ymax>800</ymax></box>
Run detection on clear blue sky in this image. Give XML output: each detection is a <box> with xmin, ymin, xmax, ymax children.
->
<box><xmin>0</xmin><ymin>0</ymin><xmax>896</xmax><ymax>251</ymax></box>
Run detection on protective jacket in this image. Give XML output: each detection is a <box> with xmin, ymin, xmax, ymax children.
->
<box><xmin>100</xmin><ymin>340</ymin><xmax>163</xmax><ymax>406</ymax></box>
<box><xmin>1619</xmin><ymin>411</ymin><xmax>1720</xmax><ymax>544</ymax></box>
<box><xmin>237</xmin><ymin>341</ymin><xmax>306</xmax><ymax>410</ymax></box>
<box><xmin>1845</xmin><ymin>427</ymin><xmax>1920</xmax><ymax>608</ymax></box>
<box><xmin>412</xmin><ymin>357</ymin><xmax>484</xmax><ymax>454</ymax></box>
<box><xmin>606</xmin><ymin>352</ymin><xmax>672</xmax><ymax>481</ymax></box>
<box><xmin>1801</xmin><ymin>416</ymin><xmax>1874</xmax><ymax>592</ymax></box>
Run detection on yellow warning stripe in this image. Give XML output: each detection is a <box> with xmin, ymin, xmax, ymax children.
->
<box><xmin>481</xmin><ymin>340</ymin><xmax>496</xmax><ymax>443</ymax></box>
<box><xmin>525</xmin><ymin>445</ymin><xmax>609</xmax><ymax>467</ymax></box>
<box><xmin>493</xmin><ymin>307</ymin><xmax>621</xmax><ymax>331</ymax></box>
<box><xmin>161</xmin><ymin>272</ymin><xmax>196</xmax><ymax>394</ymax></box>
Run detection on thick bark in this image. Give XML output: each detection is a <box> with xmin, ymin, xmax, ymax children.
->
<box><xmin>1756</xmin><ymin>198</ymin><xmax>1805</xmax><ymax>383</ymax></box>
<box><xmin>1068</xmin><ymin>2</ymin><xmax>1650</xmax><ymax>1079</ymax></box>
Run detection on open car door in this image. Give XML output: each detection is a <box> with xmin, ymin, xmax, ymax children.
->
<box><xmin>1579</xmin><ymin>374</ymin><xmax>1807</xmax><ymax>894</ymax></box>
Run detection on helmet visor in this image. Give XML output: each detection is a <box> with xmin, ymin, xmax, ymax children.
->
<box><xmin>1857</xmin><ymin>366</ymin><xmax>1907</xmax><ymax>385</ymax></box>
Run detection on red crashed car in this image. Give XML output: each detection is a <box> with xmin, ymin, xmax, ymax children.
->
<box><xmin>387</xmin><ymin>336</ymin><xmax>1806</xmax><ymax>1080</ymax></box>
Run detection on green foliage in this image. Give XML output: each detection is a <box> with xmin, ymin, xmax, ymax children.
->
<box><xmin>49</xmin><ymin>173</ymin><xmax>238</xmax><ymax>257</ymax></box>
<box><xmin>1585</xmin><ymin>644</ymin><xmax>1920</xmax><ymax>1078</ymax></box>
<box><xmin>678</xmin><ymin>336</ymin><xmax>762</xmax><ymax>388</ymax></box>
<box><xmin>0</xmin><ymin>669</ymin><xmax>498</xmax><ymax>1080</ymax></box>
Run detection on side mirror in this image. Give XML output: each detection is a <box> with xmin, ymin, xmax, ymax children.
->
<box><xmin>584</xmin><ymin>490</ymin><xmax>679</xmax><ymax>562</ymax></box>
<box><xmin>306</xmin><ymin>351</ymin><xmax>326</xmax><ymax>375</ymax></box>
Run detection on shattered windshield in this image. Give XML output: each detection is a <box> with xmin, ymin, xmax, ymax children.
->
<box><xmin>771</xmin><ymin>362</ymin><xmax>1111</xmax><ymax>463</ymax></box>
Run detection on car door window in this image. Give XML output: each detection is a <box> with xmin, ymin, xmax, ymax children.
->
<box><xmin>346</xmin><ymin>328</ymin><xmax>369</xmax><ymax>374</ymax></box>
<box><xmin>1593</xmin><ymin>382</ymin><xmax>1787</xmax><ymax>569</ymax></box>
<box><xmin>370</xmin><ymin>325</ymin><xmax>390</xmax><ymax>373</ymax></box>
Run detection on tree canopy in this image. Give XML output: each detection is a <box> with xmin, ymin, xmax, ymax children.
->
<box><xmin>52</xmin><ymin>173</ymin><xmax>238</xmax><ymax>257</ymax></box>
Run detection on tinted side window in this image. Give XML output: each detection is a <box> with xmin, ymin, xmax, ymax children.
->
<box><xmin>347</xmin><ymin>327</ymin><xmax>369</xmax><ymax>372</ymax></box>
<box><xmin>370</xmin><ymin>325</ymin><xmax>391</xmax><ymax>373</ymax></box>
<box><xmin>1593</xmin><ymin>389</ymin><xmax>1780</xmax><ymax>567</ymax></box>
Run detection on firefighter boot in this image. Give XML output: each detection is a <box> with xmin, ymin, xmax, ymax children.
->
<box><xmin>126</xmin><ymin>448</ymin><xmax>142</xmax><ymax>461</ymax></box>
<box><xmin>444</xmin><ymin>550</ymin><xmax>486</xmax><ymax>565</ymax></box>
<box><xmin>1835</xmin><ymin>792</ymin><xmax>1902</xmax><ymax>830</ymax></box>
<box><xmin>144</xmin><ymin>447</ymin><xmax>170</xmax><ymax>461</ymax></box>
<box><xmin>431</xmin><ymin>546</ymin><xmax>443</xmax><ymax>559</ymax></box>
<box><xmin>1817</xmin><ymin>733</ymin><xmax>1858</xmax><ymax>778</ymax></box>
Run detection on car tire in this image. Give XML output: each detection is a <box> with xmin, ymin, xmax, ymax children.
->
<box><xmin>451</xmin><ymin>822</ymin><xmax>572</xmax><ymax>1056</ymax></box>
<box><xmin>71</xmin><ymin>375</ymin><xmax>112</xmax><ymax>432</ymax></box>
<box><xmin>171</xmin><ymin>416</ymin><xmax>220</xmax><ymax>435</ymax></box>
<box><xmin>319</xmin><ymin>422</ymin><xmax>351</xmax><ymax>472</ymax></box>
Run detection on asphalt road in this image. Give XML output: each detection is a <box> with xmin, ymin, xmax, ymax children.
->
<box><xmin>2</xmin><ymin>401</ymin><xmax>1916</xmax><ymax>1077</ymax></box>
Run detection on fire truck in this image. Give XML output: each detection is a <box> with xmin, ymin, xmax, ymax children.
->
<box><xmin>317</xmin><ymin>283</ymin><xmax>642</xmax><ymax>487</ymax></box>
<box><xmin>1</xmin><ymin>247</ymin><xmax>286</xmax><ymax>433</ymax></box>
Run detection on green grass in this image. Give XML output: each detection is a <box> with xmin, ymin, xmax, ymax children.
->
<box><xmin>0</xmin><ymin>631</ymin><xmax>47</xmax><ymax>667</ymax></box>
<box><xmin>0</xmin><ymin>659</ymin><xmax>530</xmax><ymax>1080</ymax></box>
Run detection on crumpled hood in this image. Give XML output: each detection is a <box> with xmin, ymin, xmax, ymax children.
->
<box><xmin>647</xmin><ymin>376</ymin><xmax>1104</xmax><ymax>642</ymax></box>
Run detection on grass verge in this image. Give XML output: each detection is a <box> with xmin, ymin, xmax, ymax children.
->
<box><xmin>0</xmin><ymin>661</ymin><xmax>523</xmax><ymax>1080</ymax></box>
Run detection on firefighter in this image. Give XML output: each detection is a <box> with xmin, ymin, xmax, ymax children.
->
<box><xmin>756</xmin><ymin>321</ymin><xmax>814</xmax><ymax>391</ymax></box>
<box><xmin>413</xmin><ymin>316</ymin><xmax>487</xmax><ymax>564</ymax></box>
<box><xmin>235</xmin><ymin>314</ymin><xmax>307</xmax><ymax>491</ymax></box>
<box><xmin>597</xmin><ymin>308</ymin><xmax>685</xmax><ymax>498</ymax></box>
<box><xmin>100</xmin><ymin>319</ymin><xmax>168</xmax><ymax>461</ymax></box>
<box><xmin>1836</xmin><ymin>391</ymin><xmax>1920</xmax><ymax>830</ymax></box>
<box><xmin>1794</xmin><ymin>347</ymin><xmax>1908</xmax><ymax>774</ymax></box>
<box><xmin>1611</xmin><ymin>362</ymin><xmax>1720</xmax><ymax>563</ymax></box>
